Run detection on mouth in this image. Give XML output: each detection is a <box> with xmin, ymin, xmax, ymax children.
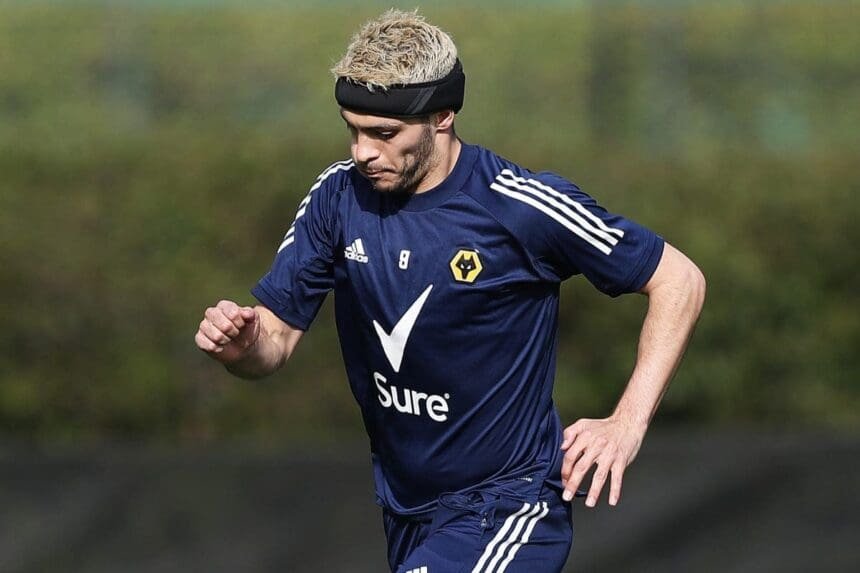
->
<box><xmin>362</xmin><ymin>169</ymin><xmax>391</xmax><ymax>179</ymax></box>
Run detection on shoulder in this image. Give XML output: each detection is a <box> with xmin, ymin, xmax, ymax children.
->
<box><xmin>279</xmin><ymin>159</ymin><xmax>356</xmax><ymax>247</ymax></box>
<box><xmin>464</xmin><ymin>146</ymin><xmax>584</xmax><ymax>237</ymax></box>
<box><xmin>296</xmin><ymin>158</ymin><xmax>361</xmax><ymax>221</ymax></box>
<box><xmin>307</xmin><ymin>158</ymin><xmax>357</xmax><ymax>197</ymax></box>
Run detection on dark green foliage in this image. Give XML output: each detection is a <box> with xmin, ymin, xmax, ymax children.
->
<box><xmin>1</xmin><ymin>2</ymin><xmax>857</xmax><ymax>443</ymax></box>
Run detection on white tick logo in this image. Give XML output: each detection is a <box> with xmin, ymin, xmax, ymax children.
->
<box><xmin>373</xmin><ymin>284</ymin><xmax>433</xmax><ymax>373</ymax></box>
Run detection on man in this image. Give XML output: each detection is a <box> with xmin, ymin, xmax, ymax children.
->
<box><xmin>195</xmin><ymin>9</ymin><xmax>705</xmax><ymax>572</ymax></box>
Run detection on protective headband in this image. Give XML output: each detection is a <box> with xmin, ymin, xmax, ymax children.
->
<box><xmin>335</xmin><ymin>59</ymin><xmax>465</xmax><ymax>117</ymax></box>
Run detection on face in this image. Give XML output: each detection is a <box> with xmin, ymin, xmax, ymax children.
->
<box><xmin>340</xmin><ymin>109</ymin><xmax>437</xmax><ymax>194</ymax></box>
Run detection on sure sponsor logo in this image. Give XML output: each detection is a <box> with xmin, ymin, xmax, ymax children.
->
<box><xmin>372</xmin><ymin>284</ymin><xmax>449</xmax><ymax>422</ymax></box>
<box><xmin>374</xmin><ymin>372</ymin><xmax>450</xmax><ymax>423</ymax></box>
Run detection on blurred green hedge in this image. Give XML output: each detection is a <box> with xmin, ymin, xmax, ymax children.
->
<box><xmin>1</xmin><ymin>1</ymin><xmax>857</xmax><ymax>443</ymax></box>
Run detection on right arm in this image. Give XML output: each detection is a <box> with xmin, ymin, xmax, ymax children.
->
<box><xmin>196</xmin><ymin>161</ymin><xmax>350</xmax><ymax>378</ymax></box>
<box><xmin>195</xmin><ymin>299</ymin><xmax>304</xmax><ymax>379</ymax></box>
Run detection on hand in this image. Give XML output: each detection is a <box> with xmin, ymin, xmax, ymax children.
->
<box><xmin>195</xmin><ymin>300</ymin><xmax>260</xmax><ymax>364</ymax></box>
<box><xmin>559</xmin><ymin>416</ymin><xmax>647</xmax><ymax>507</ymax></box>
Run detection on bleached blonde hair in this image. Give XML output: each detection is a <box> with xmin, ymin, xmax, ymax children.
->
<box><xmin>331</xmin><ymin>9</ymin><xmax>458</xmax><ymax>91</ymax></box>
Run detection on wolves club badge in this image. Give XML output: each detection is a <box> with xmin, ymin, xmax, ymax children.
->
<box><xmin>449</xmin><ymin>249</ymin><xmax>483</xmax><ymax>283</ymax></box>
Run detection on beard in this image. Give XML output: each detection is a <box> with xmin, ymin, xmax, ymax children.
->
<box><xmin>363</xmin><ymin>125</ymin><xmax>436</xmax><ymax>195</ymax></box>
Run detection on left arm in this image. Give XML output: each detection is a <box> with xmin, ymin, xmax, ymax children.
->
<box><xmin>559</xmin><ymin>242</ymin><xmax>706</xmax><ymax>506</ymax></box>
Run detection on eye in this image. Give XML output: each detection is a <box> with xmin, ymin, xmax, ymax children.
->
<box><xmin>376</xmin><ymin>130</ymin><xmax>396</xmax><ymax>140</ymax></box>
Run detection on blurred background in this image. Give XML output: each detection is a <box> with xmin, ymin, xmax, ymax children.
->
<box><xmin>1</xmin><ymin>0</ymin><xmax>858</xmax><ymax>571</ymax></box>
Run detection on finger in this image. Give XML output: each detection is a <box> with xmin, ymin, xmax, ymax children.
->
<box><xmin>217</xmin><ymin>300</ymin><xmax>247</xmax><ymax>331</ymax></box>
<box><xmin>561</xmin><ymin>428</ymin><xmax>593</xmax><ymax>483</ymax></box>
<box><xmin>199</xmin><ymin>318</ymin><xmax>232</xmax><ymax>346</ymax></box>
<box><xmin>205</xmin><ymin>307</ymin><xmax>241</xmax><ymax>338</ymax></box>
<box><xmin>564</xmin><ymin>449</ymin><xmax>599</xmax><ymax>502</ymax></box>
<box><xmin>560</xmin><ymin>452</ymin><xmax>576</xmax><ymax>488</ymax></box>
<box><xmin>562</xmin><ymin>419</ymin><xmax>593</xmax><ymax>449</ymax></box>
<box><xmin>560</xmin><ymin>436</ymin><xmax>588</xmax><ymax>483</ymax></box>
<box><xmin>561</xmin><ymin>424</ymin><xmax>580</xmax><ymax>450</ymax></box>
<box><xmin>586</xmin><ymin>455</ymin><xmax>613</xmax><ymax>508</ymax></box>
<box><xmin>222</xmin><ymin>301</ymin><xmax>256</xmax><ymax>330</ymax></box>
<box><xmin>609</xmin><ymin>460</ymin><xmax>625</xmax><ymax>506</ymax></box>
<box><xmin>195</xmin><ymin>330</ymin><xmax>222</xmax><ymax>354</ymax></box>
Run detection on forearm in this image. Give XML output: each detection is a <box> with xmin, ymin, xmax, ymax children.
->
<box><xmin>560</xmin><ymin>244</ymin><xmax>705</xmax><ymax>504</ymax></box>
<box><xmin>613</xmin><ymin>246</ymin><xmax>706</xmax><ymax>428</ymax></box>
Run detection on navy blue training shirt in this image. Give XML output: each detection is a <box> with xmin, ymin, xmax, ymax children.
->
<box><xmin>252</xmin><ymin>142</ymin><xmax>664</xmax><ymax>515</ymax></box>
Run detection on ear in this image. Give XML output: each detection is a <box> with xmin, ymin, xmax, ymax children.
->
<box><xmin>434</xmin><ymin>110</ymin><xmax>456</xmax><ymax>131</ymax></box>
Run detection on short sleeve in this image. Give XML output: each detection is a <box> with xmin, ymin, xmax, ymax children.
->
<box><xmin>251</xmin><ymin>161</ymin><xmax>350</xmax><ymax>329</ymax></box>
<box><xmin>497</xmin><ymin>170</ymin><xmax>664</xmax><ymax>296</ymax></box>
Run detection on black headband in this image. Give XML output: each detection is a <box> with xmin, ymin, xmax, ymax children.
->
<box><xmin>335</xmin><ymin>59</ymin><xmax>465</xmax><ymax>117</ymax></box>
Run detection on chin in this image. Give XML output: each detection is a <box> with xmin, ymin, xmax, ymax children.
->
<box><xmin>370</xmin><ymin>181</ymin><xmax>397</xmax><ymax>193</ymax></box>
<box><xmin>371</xmin><ymin>178</ymin><xmax>412</xmax><ymax>195</ymax></box>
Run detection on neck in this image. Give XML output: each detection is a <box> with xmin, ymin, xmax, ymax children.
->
<box><xmin>415</xmin><ymin>135</ymin><xmax>462</xmax><ymax>194</ymax></box>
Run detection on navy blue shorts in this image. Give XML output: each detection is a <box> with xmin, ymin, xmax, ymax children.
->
<box><xmin>383</xmin><ymin>487</ymin><xmax>573</xmax><ymax>573</ymax></box>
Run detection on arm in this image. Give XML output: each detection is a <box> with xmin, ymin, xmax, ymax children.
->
<box><xmin>559</xmin><ymin>242</ymin><xmax>706</xmax><ymax>506</ymax></box>
<box><xmin>195</xmin><ymin>300</ymin><xmax>304</xmax><ymax>379</ymax></box>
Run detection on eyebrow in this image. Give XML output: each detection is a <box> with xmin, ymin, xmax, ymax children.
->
<box><xmin>339</xmin><ymin>112</ymin><xmax>401</xmax><ymax>132</ymax></box>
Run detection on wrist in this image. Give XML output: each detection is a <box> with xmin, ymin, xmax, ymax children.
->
<box><xmin>224</xmin><ymin>352</ymin><xmax>265</xmax><ymax>379</ymax></box>
<box><xmin>223</xmin><ymin>332</ymin><xmax>265</xmax><ymax>378</ymax></box>
<box><xmin>609</xmin><ymin>408</ymin><xmax>650</xmax><ymax>435</ymax></box>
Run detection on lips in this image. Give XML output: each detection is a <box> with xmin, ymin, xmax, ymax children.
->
<box><xmin>363</xmin><ymin>169</ymin><xmax>390</xmax><ymax>178</ymax></box>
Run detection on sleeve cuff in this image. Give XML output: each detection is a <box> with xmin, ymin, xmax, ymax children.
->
<box><xmin>250</xmin><ymin>281</ymin><xmax>313</xmax><ymax>331</ymax></box>
<box><xmin>619</xmin><ymin>235</ymin><xmax>665</xmax><ymax>296</ymax></box>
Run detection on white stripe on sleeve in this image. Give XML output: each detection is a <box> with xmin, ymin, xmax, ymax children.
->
<box><xmin>501</xmin><ymin>170</ymin><xmax>624</xmax><ymax>239</ymax></box>
<box><xmin>497</xmin><ymin>172</ymin><xmax>620</xmax><ymax>247</ymax></box>
<box><xmin>276</xmin><ymin>160</ymin><xmax>352</xmax><ymax>253</ymax></box>
<box><xmin>490</xmin><ymin>182</ymin><xmax>614</xmax><ymax>255</ymax></box>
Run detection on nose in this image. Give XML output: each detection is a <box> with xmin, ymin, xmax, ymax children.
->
<box><xmin>352</xmin><ymin>132</ymin><xmax>380</xmax><ymax>166</ymax></box>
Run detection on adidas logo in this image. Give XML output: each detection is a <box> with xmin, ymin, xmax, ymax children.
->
<box><xmin>345</xmin><ymin>238</ymin><xmax>369</xmax><ymax>263</ymax></box>
<box><xmin>405</xmin><ymin>568</ymin><xmax>428</xmax><ymax>573</ymax></box>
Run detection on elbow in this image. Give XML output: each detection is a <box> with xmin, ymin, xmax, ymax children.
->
<box><xmin>639</xmin><ymin>244</ymin><xmax>706</xmax><ymax>314</ymax></box>
<box><xmin>688</xmin><ymin>262</ymin><xmax>707</xmax><ymax>314</ymax></box>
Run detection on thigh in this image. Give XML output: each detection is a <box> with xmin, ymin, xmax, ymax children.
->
<box><xmin>396</xmin><ymin>489</ymin><xmax>573</xmax><ymax>573</ymax></box>
<box><xmin>383</xmin><ymin>508</ymin><xmax>433</xmax><ymax>573</ymax></box>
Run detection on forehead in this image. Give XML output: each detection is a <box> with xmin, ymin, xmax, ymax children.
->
<box><xmin>339</xmin><ymin>108</ymin><xmax>421</xmax><ymax>129</ymax></box>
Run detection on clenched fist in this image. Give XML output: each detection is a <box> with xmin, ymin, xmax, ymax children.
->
<box><xmin>195</xmin><ymin>300</ymin><xmax>261</xmax><ymax>364</ymax></box>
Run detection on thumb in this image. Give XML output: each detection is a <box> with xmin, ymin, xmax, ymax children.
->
<box><xmin>240</xmin><ymin>306</ymin><xmax>258</xmax><ymax>323</ymax></box>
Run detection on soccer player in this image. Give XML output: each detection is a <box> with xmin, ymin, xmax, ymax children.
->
<box><xmin>195</xmin><ymin>9</ymin><xmax>705</xmax><ymax>572</ymax></box>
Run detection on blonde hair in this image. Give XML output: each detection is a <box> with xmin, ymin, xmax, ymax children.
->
<box><xmin>331</xmin><ymin>9</ymin><xmax>458</xmax><ymax>91</ymax></box>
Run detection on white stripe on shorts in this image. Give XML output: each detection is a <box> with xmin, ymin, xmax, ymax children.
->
<box><xmin>495</xmin><ymin>502</ymin><xmax>550</xmax><ymax>573</ymax></box>
<box><xmin>481</xmin><ymin>502</ymin><xmax>545</xmax><ymax>573</ymax></box>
